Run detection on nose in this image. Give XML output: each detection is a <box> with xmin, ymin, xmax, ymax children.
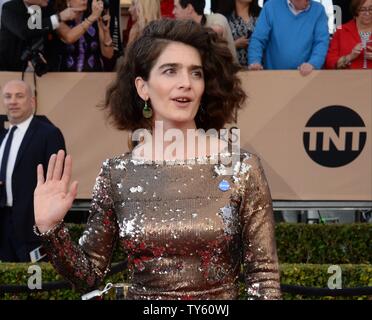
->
<box><xmin>8</xmin><ymin>96</ymin><xmax>17</xmax><ymax>104</ymax></box>
<box><xmin>178</xmin><ymin>71</ymin><xmax>191</xmax><ymax>89</ymax></box>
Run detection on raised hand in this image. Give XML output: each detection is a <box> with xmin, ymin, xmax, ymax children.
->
<box><xmin>90</xmin><ymin>0</ymin><xmax>104</xmax><ymax>21</ymax></box>
<box><xmin>34</xmin><ymin>150</ymin><xmax>78</xmax><ymax>233</ymax></box>
<box><xmin>59</xmin><ymin>7</ymin><xmax>84</xmax><ymax>22</ymax></box>
<box><xmin>98</xmin><ymin>11</ymin><xmax>111</xmax><ymax>33</ymax></box>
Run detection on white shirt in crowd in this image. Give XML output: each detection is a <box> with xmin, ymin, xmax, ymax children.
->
<box><xmin>0</xmin><ymin>115</ymin><xmax>33</xmax><ymax>206</ymax></box>
<box><xmin>314</xmin><ymin>0</ymin><xmax>335</xmax><ymax>34</ymax></box>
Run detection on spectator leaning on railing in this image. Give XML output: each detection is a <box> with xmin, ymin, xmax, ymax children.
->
<box><xmin>325</xmin><ymin>0</ymin><xmax>372</xmax><ymax>69</ymax></box>
<box><xmin>248</xmin><ymin>0</ymin><xmax>329</xmax><ymax>76</ymax></box>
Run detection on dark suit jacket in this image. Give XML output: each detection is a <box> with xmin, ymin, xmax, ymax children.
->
<box><xmin>0</xmin><ymin>117</ymin><xmax>65</xmax><ymax>244</ymax></box>
<box><xmin>0</xmin><ymin>0</ymin><xmax>57</xmax><ymax>71</ymax></box>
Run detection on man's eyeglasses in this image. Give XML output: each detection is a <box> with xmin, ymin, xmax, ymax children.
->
<box><xmin>359</xmin><ymin>6</ymin><xmax>372</xmax><ymax>14</ymax></box>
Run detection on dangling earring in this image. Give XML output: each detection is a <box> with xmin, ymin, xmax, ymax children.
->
<box><xmin>142</xmin><ymin>100</ymin><xmax>153</xmax><ymax>119</ymax></box>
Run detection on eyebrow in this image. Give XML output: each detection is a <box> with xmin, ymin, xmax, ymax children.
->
<box><xmin>3</xmin><ymin>92</ymin><xmax>25</xmax><ymax>96</ymax></box>
<box><xmin>158</xmin><ymin>63</ymin><xmax>203</xmax><ymax>71</ymax></box>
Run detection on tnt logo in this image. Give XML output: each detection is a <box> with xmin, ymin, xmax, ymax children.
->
<box><xmin>303</xmin><ymin>106</ymin><xmax>367</xmax><ymax>167</ymax></box>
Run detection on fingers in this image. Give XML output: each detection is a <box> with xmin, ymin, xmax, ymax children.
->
<box><xmin>36</xmin><ymin>164</ymin><xmax>45</xmax><ymax>186</ymax></box>
<box><xmin>46</xmin><ymin>154</ymin><xmax>57</xmax><ymax>181</ymax></box>
<box><xmin>61</xmin><ymin>154</ymin><xmax>73</xmax><ymax>185</ymax></box>
<box><xmin>249</xmin><ymin>64</ymin><xmax>263</xmax><ymax>71</ymax></box>
<box><xmin>52</xmin><ymin>150</ymin><xmax>66</xmax><ymax>181</ymax></box>
<box><xmin>66</xmin><ymin>181</ymin><xmax>79</xmax><ymax>203</ymax></box>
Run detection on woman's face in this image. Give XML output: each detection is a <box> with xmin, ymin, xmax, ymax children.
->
<box><xmin>129</xmin><ymin>0</ymin><xmax>139</xmax><ymax>21</ymax></box>
<box><xmin>136</xmin><ymin>42</ymin><xmax>205</xmax><ymax>129</ymax></box>
<box><xmin>357</xmin><ymin>0</ymin><xmax>372</xmax><ymax>25</ymax></box>
<box><xmin>68</xmin><ymin>0</ymin><xmax>87</xmax><ymax>11</ymax></box>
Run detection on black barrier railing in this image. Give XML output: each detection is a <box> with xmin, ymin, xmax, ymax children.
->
<box><xmin>1</xmin><ymin>260</ymin><xmax>371</xmax><ymax>298</ymax></box>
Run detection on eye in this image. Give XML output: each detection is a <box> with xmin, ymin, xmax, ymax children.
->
<box><xmin>163</xmin><ymin>68</ymin><xmax>176</xmax><ymax>75</ymax></box>
<box><xmin>191</xmin><ymin>70</ymin><xmax>203</xmax><ymax>79</ymax></box>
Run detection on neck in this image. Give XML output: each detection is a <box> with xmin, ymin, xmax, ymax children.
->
<box><xmin>236</xmin><ymin>1</ymin><xmax>250</xmax><ymax>18</ymax></box>
<box><xmin>154</xmin><ymin>120</ymin><xmax>197</xmax><ymax>151</ymax></box>
<box><xmin>290</xmin><ymin>0</ymin><xmax>308</xmax><ymax>11</ymax></box>
<box><xmin>133</xmin><ymin>120</ymin><xmax>227</xmax><ymax>161</ymax></box>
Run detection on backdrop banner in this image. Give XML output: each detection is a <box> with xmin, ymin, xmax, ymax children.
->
<box><xmin>0</xmin><ymin>70</ymin><xmax>371</xmax><ymax>201</ymax></box>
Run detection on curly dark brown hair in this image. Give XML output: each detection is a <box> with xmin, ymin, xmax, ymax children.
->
<box><xmin>102</xmin><ymin>18</ymin><xmax>246</xmax><ymax>131</ymax></box>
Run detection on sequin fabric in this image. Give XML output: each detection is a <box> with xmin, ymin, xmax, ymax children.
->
<box><xmin>41</xmin><ymin>152</ymin><xmax>281</xmax><ymax>300</ymax></box>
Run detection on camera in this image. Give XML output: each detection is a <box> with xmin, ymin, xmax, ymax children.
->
<box><xmin>20</xmin><ymin>37</ymin><xmax>48</xmax><ymax>77</ymax></box>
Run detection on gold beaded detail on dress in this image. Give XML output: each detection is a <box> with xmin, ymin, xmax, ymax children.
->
<box><xmin>41</xmin><ymin>152</ymin><xmax>281</xmax><ymax>300</ymax></box>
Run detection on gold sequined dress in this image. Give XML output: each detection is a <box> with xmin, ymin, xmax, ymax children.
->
<box><xmin>41</xmin><ymin>152</ymin><xmax>281</xmax><ymax>299</ymax></box>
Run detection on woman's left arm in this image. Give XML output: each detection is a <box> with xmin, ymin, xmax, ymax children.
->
<box><xmin>239</xmin><ymin>154</ymin><xmax>282</xmax><ymax>299</ymax></box>
<box><xmin>98</xmin><ymin>13</ymin><xmax>114</xmax><ymax>59</ymax></box>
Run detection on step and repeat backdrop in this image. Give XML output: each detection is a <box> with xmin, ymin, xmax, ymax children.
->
<box><xmin>0</xmin><ymin>70</ymin><xmax>371</xmax><ymax>201</ymax></box>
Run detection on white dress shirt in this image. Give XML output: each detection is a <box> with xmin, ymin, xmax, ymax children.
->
<box><xmin>287</xmin><ymin>0</ymin><xmax>311</xmax><ymax>15</ymax></box>
<box><xmin>0</xmin><ymin>115</ymin><xmax>33</xmax><ymax>206</ymax></box>
<box><xmin>314</xmin><ymin>0</ymin><xmax>335</xmax><ymax>34</ymax></box>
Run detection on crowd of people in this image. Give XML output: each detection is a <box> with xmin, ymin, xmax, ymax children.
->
<box><xmin>0</xmin><ymin>0</ymin><xmax>371</xmax><ymax>74</ymax></box>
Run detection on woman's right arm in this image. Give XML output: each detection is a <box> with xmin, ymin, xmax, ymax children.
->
<box><xmin>57</xmin><ymin>0</ymin><xmax>103</xmax><ymax>45</ymax></box>
<box><xmin>34</xmin><ymin>150</ymin><xmax>118</xmax><ymax>291</ymax></box>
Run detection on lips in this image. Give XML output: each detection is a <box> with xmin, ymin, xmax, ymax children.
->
<box><xmin>172</xmin><ymin>96</ymin><xmax>192</xmax><ymax>102</ymax></box>
<box><xmin>171</xmin><ymin>97</ymin><xmax>193</xmax><ymax>108</ymax></box>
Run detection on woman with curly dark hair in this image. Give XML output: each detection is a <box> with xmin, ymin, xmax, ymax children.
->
<box><xmin>33</xmin><ymin>19</ymin><xmax>281</xmax><ymax>300</ymax></box>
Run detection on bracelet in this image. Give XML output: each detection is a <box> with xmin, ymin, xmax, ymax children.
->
<box><xmin>86</xmin><ymin>17</ymin><xmax>94</xmax><ymax>24</ymax></box>
<box><xmin>33</xmin><ymin>220</ymin><xmax>64</xmax><ymax>237</ymax></box>
<box><xmin>81</xmin><ymin>20</ymin><xmax>89</xmax><ymax>32</ymax></box>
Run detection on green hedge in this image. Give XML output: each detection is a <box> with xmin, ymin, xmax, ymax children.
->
<box><xmin>1</xmin><ymin>263</ymin><xmax>370</xmax><ymax>300</ymax></box>
<box><xmin>67</xmin><ymin>223</ymin><xmax>372</xmax><ymax>264</ymax></box>
<box><xmin>1</xmin><ymin>223</ymin><xmax>370</xmax><ymax>300</ymax></box>
<box><xmin>275</xmin><ymin>223</ymin><xmax>371</xmax><ymax>264</ymax></box>
<box><xmin>278</xmin><ymin>263</ymin><xmax>372</xmax><ymax>300</ymax></box>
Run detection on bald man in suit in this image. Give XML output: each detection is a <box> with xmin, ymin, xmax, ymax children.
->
<box><xmin>0</xmin><ymin>80</ymin><xmax>65</xmax><ymax>261</ymax></box>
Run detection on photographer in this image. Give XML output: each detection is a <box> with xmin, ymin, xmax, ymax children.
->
<box><xmin>0</xmin><ymin>0</ymin><xmax>79</xmax><ymax>75</ymax></box>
